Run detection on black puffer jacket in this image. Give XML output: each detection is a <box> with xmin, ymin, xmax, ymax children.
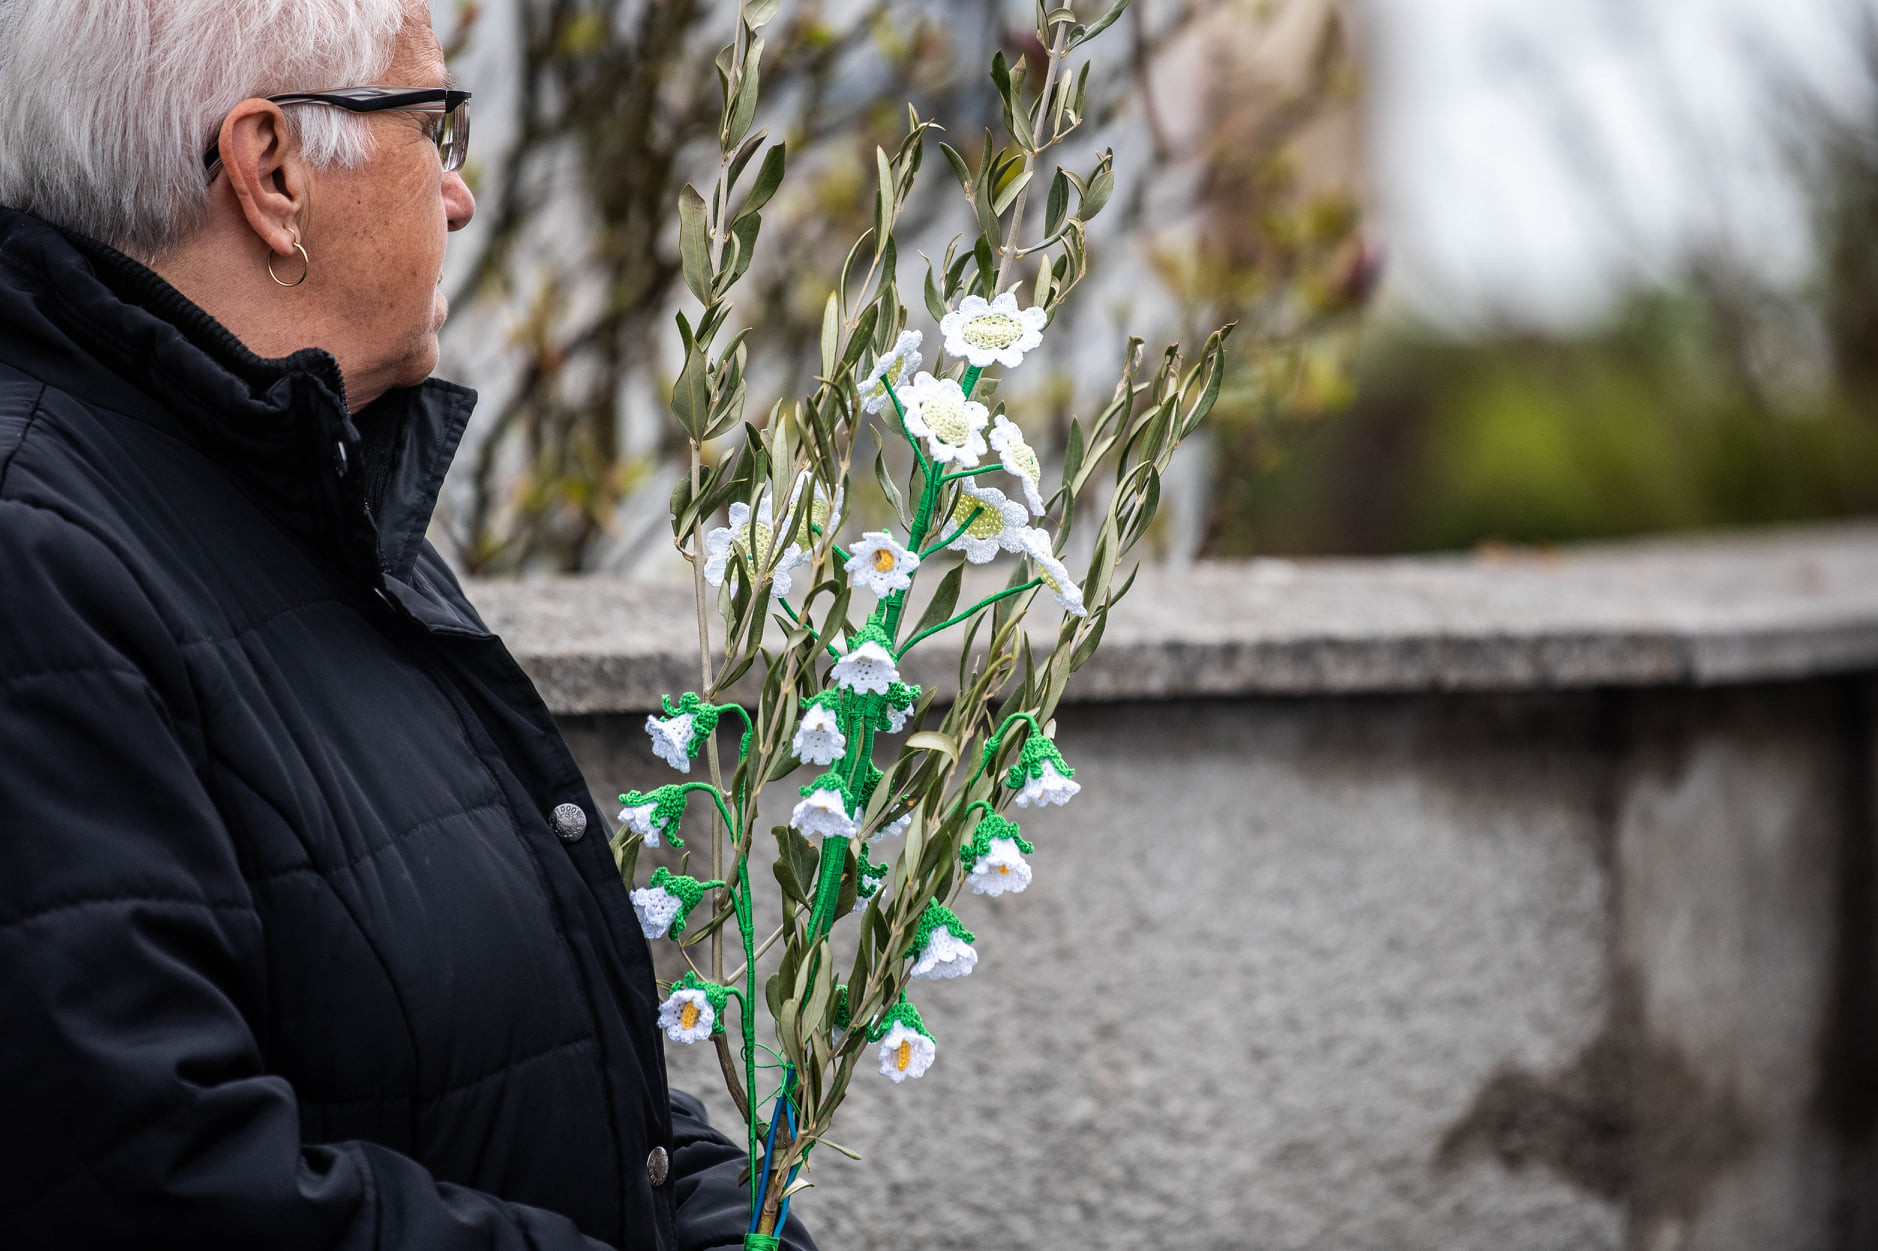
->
<box><xmin>0</xmin><ymin>208</ymin><xmax>804</xmax><ymax>1251</ymax></box>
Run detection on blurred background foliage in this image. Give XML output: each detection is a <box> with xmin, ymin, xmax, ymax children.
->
<box><xmin>434</xmin><ymin>0</ymin><xmax>1878</xmax><ymax>575</ymax></box>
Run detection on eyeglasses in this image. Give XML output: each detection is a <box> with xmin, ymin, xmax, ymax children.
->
<box><xmin>203</xmin><ymin>86</ymin><xmax>472</xmax><ymax>181</ymax></box>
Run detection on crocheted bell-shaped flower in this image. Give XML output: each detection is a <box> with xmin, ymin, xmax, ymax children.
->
<box><xmin>658</xmin><ymin>971</ymin><xmax>729</xmax><ymax>1045</ymax></box>
<box><xmin>845</xmin><ymin>531</ymin><xmax>920</xmax><ymax>598</ymax></box>
<box><xmin>831</xmin><ymin>623</ymin><xmax>900</xmax><ymax>695</ymax></box>
<box><xmin>988</xmin><ymin>415</ymin><xmax>1047</xmax><ymax>516</ymax></box>
<box><xmin>960</xmin><ymin>813</ymin><xmax>1036</xmax><ymax>897</ymax></box>
<box><xmin>792</xmin><ymin>692</ymin><xmax>846</xmax><ymax>767</ymax></box>
<box><xmin>859</xmin><ymin>329</ymin><xmax>924</xmax><ymax>416</ymax></box>
<box><xmin>939</xmin><ymin>291</ymin><xmax>1048</xmax><ymax>370</ymax></box>
<box><xmin>900</xmin><ymin>371</ymin><xmax>989</xmax><ymax>467</ymax></box>
<box><xmin>1006</xmin><ymin>734</ymin><xmax>1080</xmax><ymax>808</ymax></box>
<box><xmin>908</xmin><ymin>899</ymin><xmax>978</xmax><ymax>980</ymax></box>
<box><xmin>1019</xmin><ymin>529</ymin><xmax>1088</xmax><ymax>618</ymax></box>
<box><xmin>644</xmin><ymin>692</ymin><xmax>720</xmax><ymax>774</ymax></box>
<box><xmin>871</xmin><ymin>811</ymin><xmax>911</xmax><ymax>845</ymax></box>
<box><xmin>617</xmin><ymin>784</ymin><xmax>692</xmax><ymax>848</ymax></box>
<box><xmin>630</xmin><ymin>865</ymin><xmax>718</xmax><ymax>940</ymax></box>
<box><xmin>945</xmin><ymin>481</ymin><xmax>1032</xmax><ymax>565</ymax></box>
<box><xmin>790</xmin><ymin>770</ymin><xmax>858</xmax><ymax>841</ymax></box>
<box><xmin>876</xmin><ymin>681</ymin><xmax>921</xmax><ymax>734</ymax></box>
<box><xmin>870</xmin><ymin>998</ymin><xmax>937</xmax><ymax>1083</ymax></box>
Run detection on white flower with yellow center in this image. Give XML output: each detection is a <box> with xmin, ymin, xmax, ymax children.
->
<box><xmin>844</xmin><ymin>531</ymin><xmax>920</xmax><ymax>598</ymax></box>
<box><xmin>988</xmin><ymin>415</ymin><xmax>1047</xmax><ymax>515</ymax></box>
<box><xmin>859</xmin><ymin>330</ymin><xmax>924</xmax><ymax>415</ymax></box>
<box><xmin>900</xmin><ymin>372</ymin><xmax>989</xmax><ymax>467</ymax></box>
<box><xmin>968</xmin><ymin>836</ymin><xmax>1033</xmax><ymax>896</ymax></box>
<box><xmin>787</xmin><ymin>471</ymin><xmax>844</xmax><ymax>536</ymax></box>
<box><xmin>1020</xmin><ymin>529</ymin><xmax>1088</xmax><ymax>618</ymax></box>
<box><xmin>945</xmin><ymin>482</ymin><xmax>1031</xmax><ymax>565</ymax></box>
<box><xmin>658</xmin><ymin>987</ymin><xmax>715</xmax><ymax>1044</ymax></box>
<box><xmin>876</xmin><ymin>1019</ymin><xmax>936</xmax><ymax>1082</ymax></box>
<box><xmin>702</xmin><ymin>499</ymin><xmax>806</xmax><ymax>600</ymax></box>
<box><xmin>792</xmin><ymin>702</ymin><xmax>846</xmax><ymax>767</ymax></box>
<box><xmin>939</xmin><ymin>291</ymin><xmax>1049</xmax><ymax>369</ymax></box>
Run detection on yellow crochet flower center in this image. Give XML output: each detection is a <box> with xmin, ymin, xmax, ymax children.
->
<box><xmin>922</xmin><ymin>394</ymin><xmax>971</xmax><ymax>445</ymax></box>
<box><xmin>680</xmin><ymin>1000</ymin><xmax>701</xmax><ymax>1031</ymax></box>
<box><xmin>1005</xmin><ymin>438</ymin><xmax>1040</xmax><ymax>485</ymax></box>
<box><xmin>872</xmin><ymin>547</ymin><xmax>898</xmax><ymax>573</ymax></box>
<box><xmin>895</xmin><ymin>1039</ymin><xmax>913</xmax><ymax>1072</ymax></box>
<box><xmin>963</xmin><ymin>313</ymin><xmax>1023</xmax><ymax>350</ymax></box>
<box><xmin>733</xmin><ymin>521</ymin><xmax>773</xmax><ymax>569</ymax></box>
<box><xmin>952</xmin><ymin>495</ymin><xmax>1005</xmax><ymax>540</ymax></box>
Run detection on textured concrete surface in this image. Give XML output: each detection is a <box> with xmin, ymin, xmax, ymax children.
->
<box><xmin>511</xmin><ymin>527</ymin><xmax>1878</xmax><ymax>1251</ymax></box>
<box><xmin>557</xmin><ymin>684</ymin><xmax>1876</xmax><ymax>1251</ymax></box>
<box><xmin>469</xmin><ymin>523</ymin><xmax>1878</xmax><ymax>714</ymax></box>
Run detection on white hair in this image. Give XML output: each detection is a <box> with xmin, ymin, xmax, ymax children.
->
<box><xmin>0</xmin><ymin>0</ymin><xmax>413</xmax><ymax>260</ymax></box>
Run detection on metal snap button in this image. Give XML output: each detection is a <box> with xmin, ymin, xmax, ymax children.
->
<box><xmin>551</xmin><ymin>802</ymin><xmax>588</xmax><ymax>843</ymax></box>
<box><xmin>647</xmin><ymin>1144</ymin><xmax>669</xmax><ymax>1187</ymax></box>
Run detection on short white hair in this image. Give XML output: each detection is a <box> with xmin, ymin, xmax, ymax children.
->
<box><xmin>0</xmin><ymin>0</ymin><xmax>412</xmax><ymax>260</ymax></box>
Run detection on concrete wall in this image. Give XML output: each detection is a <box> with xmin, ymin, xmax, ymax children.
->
<box><xmin>479</xmin><ymin>525</ymin><xmax>1878</xmax><ymax>1251</ymax></box>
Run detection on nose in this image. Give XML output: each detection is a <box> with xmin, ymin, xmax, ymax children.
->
<box><xmin>444</xmin><ymin>170</ymin><xmax>476</xmax><ymax>232</ymax></box>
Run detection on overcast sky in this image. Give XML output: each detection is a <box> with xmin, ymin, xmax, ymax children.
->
<box><xmin>1361</xmin><ymin>0</ymin><xmax>1875</xmax><ymax>330</ymax></box>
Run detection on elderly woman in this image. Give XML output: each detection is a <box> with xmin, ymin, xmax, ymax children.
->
<box><xmin>0</xmin><ymin>4</ymin><xmax>810</xmax><ymax>1250</ymax></box>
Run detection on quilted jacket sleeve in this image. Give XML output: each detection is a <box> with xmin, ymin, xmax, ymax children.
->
<box><xmin>668</xmin><ymin>1091</ymin><xmax>817</xmax><ymax>1251</ymax></box>
<box><xmin>0</xmin><ymin>499</ymin><xmax>609</xmax><ymax>1250</ymax></box>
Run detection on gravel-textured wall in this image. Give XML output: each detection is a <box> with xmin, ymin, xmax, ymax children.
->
<box><xmin>557</xmin><ymin>681</ymin><xmax>1875</xmax><ymax>1251</ymax></box>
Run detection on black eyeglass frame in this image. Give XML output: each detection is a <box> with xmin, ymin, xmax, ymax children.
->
<box><xmin>202</xmin><ymin>86</ymin><xmax>472</xmax><ymax>179</ymax></box>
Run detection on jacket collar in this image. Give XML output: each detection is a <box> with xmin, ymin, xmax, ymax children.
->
<box><xmin>0</xmin><ymin>206</ymin><xmax>476</xmax><ymax>589</ymax></box>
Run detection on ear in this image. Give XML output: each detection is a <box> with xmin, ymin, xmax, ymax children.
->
<box><xmin>214</xmin><ymin>100</ymin><xmax>310</xmax><ymax>256</ymax></box>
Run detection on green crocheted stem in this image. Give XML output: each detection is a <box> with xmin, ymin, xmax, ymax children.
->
<box><xmin>895</xmin><ymin>578</ymin><xmax>1041</xmax><ymax>658</ymax></box>
<box><xmin>909</xmin><ymin>898</ymin><xmax>974</xmax><ymax>958</ymax></box>
<box><xmin>832</xmin><ymin>984</ymin><xmax>851</xmax><ymax>1033</ymax></box>
<box><xmin>744</xmin><ymin>1236</ymin><xmax>780</xmax><ymax>1251</ymax></box>
<box><xmin>959</xmin><ymin>813</ymin><xmax>1033</xmax><ymax>869</ymax></box>
<box><xmin>919</xmin><ymin>502</ymin><xmax>985</xmax><ymax>559</ymax></box>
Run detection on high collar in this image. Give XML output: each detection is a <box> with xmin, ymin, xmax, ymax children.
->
<box><xmin>0</xmin><ymin>206</ymin><xmax>476</xmax><ymax>590</ymax></box>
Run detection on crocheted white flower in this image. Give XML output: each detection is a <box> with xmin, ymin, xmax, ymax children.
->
<box><xmin>988</xmin><ymin>415</ymin><xmax>1047</xmax><ymax>516</ymax></box>
<box><xmin>618</xmin><ymin>797</ymin><xmax>661</xmax><ymax>840</ymax></box>
<box><xmin>644</xmin><ymin>713</ymin><xmax>696</xmax><ymax>773</ymax></box>
<box><xmin>788</xmin><ymin>471</ymin><xmax>844</xmax><ymax>535</ymax></box>
<box><xmin>859</xmin><ymin>330</ymin><xmax>924</xmax><ymax>415</ymax></box>
<box><xmin>702</xmin><ymin>498</ymin><xmax>806</xmax><ymax>600</ymax></box>
<box><xmin>968</xmin><ymin>836</ymin><xmax>1033</xmax><ymax>896</ymax></box>
<box><xmin>658</xmin><ymin>987</ymin><xmax>716</xmax><ymax>1044</ymax></box>
<box><xmin>945</xmin><ymin>482</ymin><xmax>1032</xmax><ymax>565</ymax></box>
<box><xmin>911</xmin><ymin>926</ymin><xmax>976</xmax><ymax>979</ymax></box>
<box><xmin>940</xmin><ymin>291</ymin><xmax>1048</xmax><ymax>369</ymax></box>
<box><xmin>831</xmin><ymin>627</ymin><xmax>900</xmax><ymax>695</ymax></box>
<box><xmin>909</xmin><ymin>902</ymin><xmax>978</xmax><ymax>980</ymax></box>
<box><xmin>1008</xmin><ymin>735</ymin><xmax>1082</xmax><ymax>809</ymax></box>
<box><xmin>792</xmin><ymin>701</ymin><xmax>846</xmax><ymax>767</ymax></box>
<box><xmin>876</xmin><ymin>1018</ymin><xmax>937</xmax><ymax>1083</ymax></box>
<box><xmin>1020</xmin><ymin>529</ymin><xmax>1088</xmax><ymax>617</ymax></box>
<box><xmin>791</xmin><ymin>774</ymin><xmax>858</xmax><ymax>841</ymax></box>
<box><xmin>871</xmin><ymin>812</ymin><xmax>911</xmax><ymax>844</ymax></box>
<box><xmin>900</xmin><ymin>372</ymin><xmax>989</xmax><ymax>467</ymax></box>
<box><xmin>844</xmin><ymin>531</ymin><xmax>920</xmax><ymax>598</ymax></box>
<box><xmin>631</xmin><ymin>883</ymin><xmax>684</xmax><ymax>939</ymax></box>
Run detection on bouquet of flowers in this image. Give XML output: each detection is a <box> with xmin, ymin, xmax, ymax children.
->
<box><xmin>611</xmin><ymin>2</ymin><xmax>1229</xmax><ymax>1244</ymax></box>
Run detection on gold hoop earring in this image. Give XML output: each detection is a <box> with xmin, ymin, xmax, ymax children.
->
<box><xmin>267</xmin><ymin>242</ymin><xmax>310</xmax><ymax>288</ymax></box>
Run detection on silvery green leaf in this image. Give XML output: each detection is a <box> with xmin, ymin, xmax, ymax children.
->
<box><xmin>1065</xmin><ymin>0</ymin><xmax>1130</xmax><ymax>50</ymax></box>
<box><xmin>735</xmin><ymin>144</ymin><xmax>786</xmax><ymax>223</ymax></box>
<box><xmin>744</xmin><ymin>0</ymin><xmax>781</xmax><ymax>28</ymax></box>
<box><xmin>677</xmin><ymin>184</ymin><xmax>712</xmax><ymax>305</ymax></box>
